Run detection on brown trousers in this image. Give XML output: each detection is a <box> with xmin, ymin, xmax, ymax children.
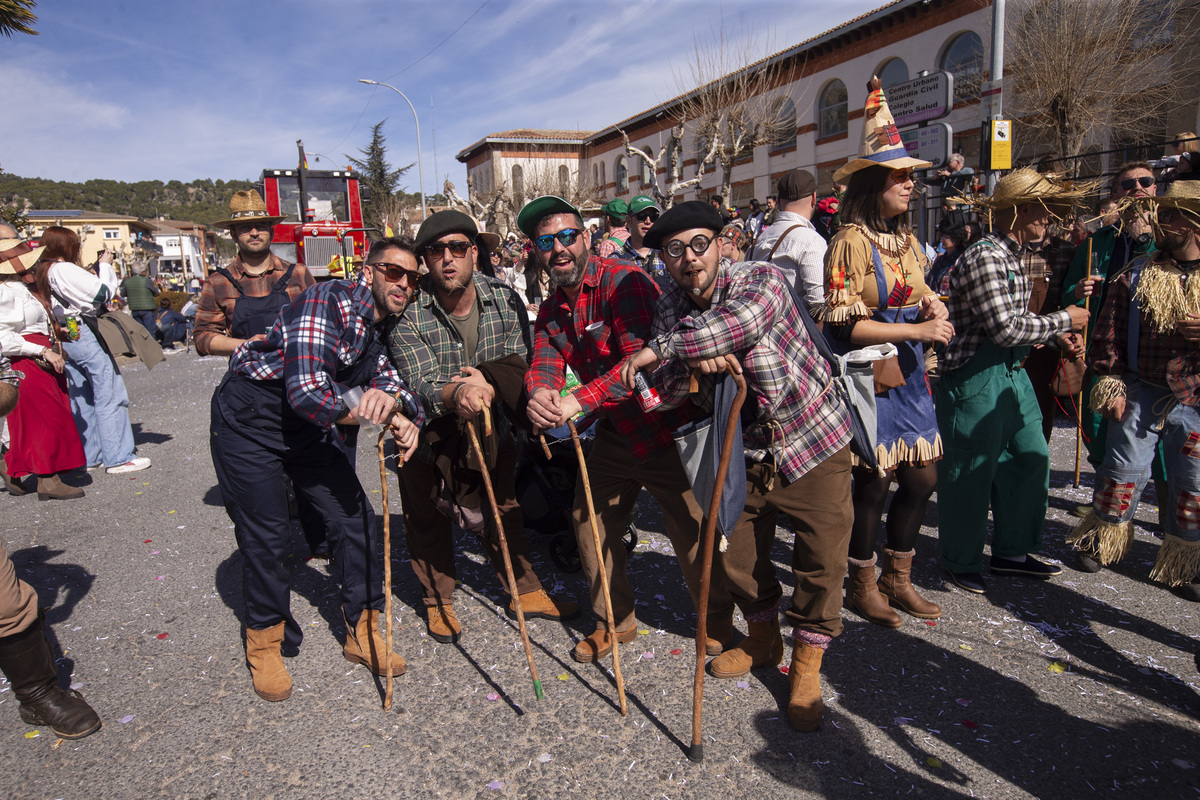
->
<box><xmin>572</xmin><ymin>422</ymin><xmax>707</xmax><ymax>631</ymax></box>
<box><xmin>0</xmin><ymin>540</ymin><xmax>38</xmax><ymax>639</ymax></box>
<box><xmin>712</xmin><ymin>446</ymin><xmax>854</xmax><ymax>638</ymax></box>
<box><xmin>398</xmin><ymin>435</ymin><xmax>541</xmax><ymax>607</ymax></box>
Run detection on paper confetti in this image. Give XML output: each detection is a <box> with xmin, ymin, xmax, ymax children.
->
<box><xmin>956</xmin><ymin>698</ymin><xmax>971</xmax><ymax>707</ymax></box>
<box><xmin>24</xmin><ymin>731</ymin><xmax>39</xmax><ymax>739</ymax></box>
<box><xmin>1048</xmin><ymin>661</ymin><xmax>1067</xmax><ymax>674</ymax></box>
<box><xmin>557</xmin><ymin>673</ymin><xmax>569</xmax><ymax>681</ymax></box>
<box><xmin>537</xmin><ymin>753</ymin><xmax>552</xmax><ymax>763</ymax></box>
<box><xmin>779</xmin><ymin>665</ymin><xmax>789</xmax><ymax>674</ymax></box>
<box><xmin>156</xmin><ymin>633</ymin><xmax>169</xmax><ymax>640</ymax></box>
<box><xmin>156</xmin><ymin>576</ymin><xmax>165</xmax><ymax>581</ymax></box>
<box><xmin>168</xmin><ymin>510</ymin><xmax>176</xmax><ymax>514</ymax></box>
<box><xmin>642</xmin><ymin>651</ymin><xmax>654</xmax><ymax>659</ymax></box>
<box><xmin>670</xmin><ymin>648</ymin><xmax>682</xmax><ymax>656</ymax></box>
<box><xmin>119</xmin><ymin>715</ymin><xmax>134</xmax><ymax>724</ymax></box>
<box><xmin>959</xmin><ymin>644</ymin><xmax>973</xmax><ymax>651</ymax></box>
<box><xmin>487</xmin><ymin>781</ymin><xmax>504</xmax><ymax>790</ymax></box>
<box><xmin>924</xmin><ymin>620</ymin><xmax>937</xmax><ymax>627</ymax></box>
<box><xmin>736</xmin><ymin>681</ymin><xmax>750</xmax><ymax>689</ymax></box>
<box><xmin>961</xmin><ymin>719</ymin><xmax>978</xmax><ymax>729</ymax></box>
<box><xmin>638</xmin><ymin>629</ymin><xmax>650</xmax><ymax>635</ymax></box>
<box><xmin>143</xmin><ymin>540</ymin><xmax>152</xmax><ymax>544</ymax></box>
<box><xmin>927</xmin><ymin>757</ymin><xmax>942</xmax><ymax>768</ymax></box>
<box><xmin>486</xmin><ymin>693</ymin><xmax>499</xmax><ymax>701</ymax></box>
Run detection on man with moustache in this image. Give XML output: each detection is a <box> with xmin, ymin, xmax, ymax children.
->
<box><xmin>209</xmin><ymin>236</ymin><xmax>422</xmax><ymax>702</ymax></box>
<box><xmin>387</xmin><ymin>212</ymin><xmax>578</xmax><ymax>643</ymax></box>
<box><xmin>519</xmin><ymin>195</ymin><xmax>708</xmax><ymax>663</ymax></box>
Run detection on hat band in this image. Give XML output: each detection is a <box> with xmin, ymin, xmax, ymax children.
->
<box><xmin>229</xmin><ymin>209</ymin><xmax>273</xmax><ymax>219</ymax></box>
<box><xmin>863</xmin><ymin>146</ymin><xmax>912</xmax><ymax>165</ymax></box>
<box><xmin>0</xmin><ymin>242</ymin><xmax>33</xmax><ymax>274</ymax></box>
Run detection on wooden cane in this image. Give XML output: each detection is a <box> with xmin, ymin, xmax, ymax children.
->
<box><xmin>567</xmin><ymin>418</ymin><xmax>627</xmax><ymax>716</ymax></box>
<box><xmin>538</xmin><ymin>434</ymin><xmax>553</xmax><ymax>460</ymax></box>
<box><xmin>688</xmin><ymin>365</ymin><xmax>748</xmax><ymax>763</ymax></box>
<box><xmin>376</xmin><ymin>429</ymin><xmax>397</xmax><ymax>710</ymax></box>
<box><xmin>466</xmin><ymin>416</ymin><xmax>544</xmax><ymax>701</ymax></box>
<box><xmin>1073</xmin><ymin>238</ymin><xmax>1093</xmax><ymax>488</ymax></box>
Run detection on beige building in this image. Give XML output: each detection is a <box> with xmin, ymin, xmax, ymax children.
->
<box><xmin>26</xmin><ymin>209</ymin><xmax>158</xmax><ymax>275</ymax></box>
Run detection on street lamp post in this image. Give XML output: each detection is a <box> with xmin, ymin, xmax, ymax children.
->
<box><xmin>358</xmin><ymin>79</ymin><xmax>427</xmax><ymax>221</ymax></box>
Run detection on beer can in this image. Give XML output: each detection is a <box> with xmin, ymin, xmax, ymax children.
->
<box><xmin>65</xmin><ymin>315</ymin><xmax>81</xmax><ymax>342</ymax></box>
<box><xmin>633</xmin><ymin>371</ymin><xmax>662</xmax><ymax>411</ymax></box>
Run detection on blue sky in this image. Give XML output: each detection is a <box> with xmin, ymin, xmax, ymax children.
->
<box><xmin>2</xmin><ymin>0</ymin><xmax>883</xmax><ymax>193</ymax></box>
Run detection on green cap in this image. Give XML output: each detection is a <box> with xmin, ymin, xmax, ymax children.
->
<box><xmin>628</xmin><ymin>195</ymin><xmax>660</xmax><ymax>215</ymax></box>
<box><xmin>516</xmin><ymin>195</ymin><xmax>581</xmax><ymax>238</ymax></box>
<box><xmin>602</xmin><ymin>198</ymin><xmax>629</xmax><ymax>219</ymax></box>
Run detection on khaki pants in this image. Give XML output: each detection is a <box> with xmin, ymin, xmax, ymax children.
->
<box><xmin>572</xmin><ymin>422</ymin><xmax>707</xmax><ymax>630</ymax></box>
<box><xmin>0</xmin><ymin>541</ymin><xmax>38</xmax><ymax>639</ymax></box>
<box><xmin>713</xmin><ymin>446</ymin><xmax>854</xmax><ymax>638</ymax></box>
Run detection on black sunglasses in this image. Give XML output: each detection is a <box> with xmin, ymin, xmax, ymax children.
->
<box><xmin>370</xmin><ymin>261</ymin><xmax>421</xmax><ymax>284</ymax></box>
<box><xmin>633</xmin><ymin>210</ymin><xmax>660</xmax><ymax>223</ymax></box>
<box><xmin>534</xmin><ymin>228</ymin><xmax>582</xmax><ymax>252</ymax></box>
<box><xmin>424</xmin><ymin>240</ymin><xmax>472</xmax><ymax>259</ymax></box>
<box><xmin>1119</xmin><ymin>176</ymin><xmax>1155</xmax><ymax>190</ymax></box>
<box><xmin>663</xmin><ymin>234</ymin><xmax>714</xmax><ymax>259</ymax></box>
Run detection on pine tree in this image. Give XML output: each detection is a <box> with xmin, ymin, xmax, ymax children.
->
<box><xmin>345</xmin><ymin>120</ymin><xmax>413</xmax><ymax>229</ymax></box>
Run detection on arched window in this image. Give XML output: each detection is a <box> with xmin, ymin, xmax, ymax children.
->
<box><xmin>878</xmin><ymin>57</ymin><xmax>909</xmax><ymax>89</ymax></box>
<box><xmin>818</xmin><ymin>80</ymin><xmax>848</xmax><ymax>138</ymax></box>
<box><xmin>640</xmin><ymin>148</ymin><xmax>654</xmax><ymax>185</ymax></box>
<box><xmin>511</xmin><ymin>165</ymin><xmax>524</xmax><ymax>204</ymax></box>
<box><xmin>558</xmin><ymin>165</ymin><xmax>571</xmax><ymax>195</ymax></box>
<box><xmin>592</xmin><ymin>163</ymin><xmax>599</xmax><ymax>189</ymax></box>
<box><xmin>940</xmin><ymin>32</ymin><xmax>984</xmax><ymax>104</ymax></box>
<box><xmin>615</xmin><ymin>156</ymin><xmax>628</xmax><ymax>194</ymax></box>
<box><xmin>599</xmin><ymin>160</ymin><xmax>606</xmax><ymax>189</ymax></box>
<box><xmin>771</xmin><ymin>96</ymin><xmax>797</xmax><ymax>150</ymax></box>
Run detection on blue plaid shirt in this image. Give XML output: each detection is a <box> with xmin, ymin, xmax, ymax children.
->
<box><xmin>228</xmin><ymin>275</ymin><xmax>422</xmax><ymax>429</ymax></box>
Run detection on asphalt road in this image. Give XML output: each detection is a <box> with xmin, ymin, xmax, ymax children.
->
<box><xmin>0</xmin><ymin>349</ymin><xmax>1197</xmax><ymax>800</ymax></box>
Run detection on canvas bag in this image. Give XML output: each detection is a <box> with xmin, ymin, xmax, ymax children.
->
<box><xmin>672</xmin><ymin>371</ymin><xmax>747</xmax><ymax>540</ymax></box>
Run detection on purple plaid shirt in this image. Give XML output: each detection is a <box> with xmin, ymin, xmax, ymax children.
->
<box><xmin>648</xmin><ymin>261</ymin><xmax>850</xmax><ymax>482</ymax></box>
<box><xmin>228</xmin><ymin>275</ymin><xmax>422</xmax><ymax>429</ymax></box>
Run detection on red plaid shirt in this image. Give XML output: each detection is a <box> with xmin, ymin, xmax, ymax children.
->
<box><xmin>526</xmin><ymin>255</ymin><xmax>691</xmax><ymax>461</ymax></box>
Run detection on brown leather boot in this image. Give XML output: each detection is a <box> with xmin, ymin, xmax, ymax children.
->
<box><xmin>845</xmin><ymin>556</ymin><xmax>901</xmax><ymax>628</ymax></box>
<box><xmin>708</xmin><ymin>616</ymin><xmax>783</xmax><ymax>678</ymax></box>
<box><xmin>570</xmin><ymin>624</ymin><xmax>637</xmax><ymax>663</ymax></box>
<box><xmin>704</xmin><ymin>614</ymin><xmax>735</xmax><ymax>656</ymax></box>
<box><xmin>343</xmin><ymin>609</ymin><xmax>406</xmax><ymax>676</ymax></box>
<box><xmin>0</xmin><ymin>613</ymin><xmax>101</xmax><ymax>738</ymax></box>
<box><xmin>507</xmin><ymin>588</ymin><xmax>581</xmax><ymax>621</ymax></box>
<box><xmin>787</xmin><ymin>643</ymin><xmax>825</xmax><ymax>732</ymax></box>
<box><xmin>1</xmin><ymin>457</ymin><xmax>29</xmax><ymax>496</ymax></box>
<box><xmin>426</xmin><ymin>604</ymin><xmax>461</xmax><ymax>644</ymax></box>
<box><xmin>245</xmin><ymin>622</ymin><xmax>291</xmax><ymax>701</ymax></box>
<box><xmin>878</xmin><ymin>548</ymin><xmax>942</xmax><ymax>619</ymax></box>
<box><xmin>36</xmin><ymin>473</ymin><xmax>84</xmax><ymax>502</ymax></box>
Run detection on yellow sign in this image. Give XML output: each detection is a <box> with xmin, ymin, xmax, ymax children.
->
<box><xmin>991</xmin><ymin>120</ymin><xmax>1012</xmax><ymax>171</ymax></box>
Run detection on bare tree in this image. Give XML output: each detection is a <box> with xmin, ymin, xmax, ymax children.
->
<box><xmin>445</xmin><ymin>163</ymin><xmax>603</xmax><ymax>239</ymax></box>
<box><xmin>1005</xmin><ymin>0</ymin><xmax>1196</xmax><ymax>172</ymax></box>
<box><xmin>617</xmin><ymin>122</ymin><xmax>718</xmax><ymax>209</ymax></box>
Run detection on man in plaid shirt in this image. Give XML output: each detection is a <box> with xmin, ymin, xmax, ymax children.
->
<box><xmin>936</xmin><ymin>169</ymin><xmax>1089</xmax><ymax>595</ymax></box>
<box><xmin>617</xmin><ymin>195</ymin><xmax>671</xmax><ymax>290</ymax></box>
<box><xmin>519</xmin><ymin>194</ymin><xmax>707</xmax><ymax>665</ymax></box>
<box><xmin>1069</xmin><ymin>181</ymin><xmax>1200</xmax><ymax>600</ymax></box>
<box><xmin>211</xmin><ymin>241</ymin><xmax>423</xmax><ymax>703</ymax></box>
<box><xmin>386</xmin><ymin>212</ymin><xmax>578</xmax><ymax>644</ymax></box>
<box><xmin>622</xmin><ymin>200</ymin><xmax>853</xmax><ymax>733</ymax></box>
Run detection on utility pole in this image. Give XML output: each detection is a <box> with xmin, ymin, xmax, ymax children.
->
<box><xmin>986</xmin><ymin>0</ymin><xmax>1005</xmax><ymax>194</ymax></box>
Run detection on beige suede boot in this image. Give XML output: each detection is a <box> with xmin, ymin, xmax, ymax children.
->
<box><xmin>245</xmin><ymin>622</ymin><xmax>291</xmax><ymax>701</ymax></box>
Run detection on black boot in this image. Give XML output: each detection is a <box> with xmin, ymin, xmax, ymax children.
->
<box><xmin>0</xmin><ymin>614</ymin><xmax>101</xmax><ymax>739</ymax></box>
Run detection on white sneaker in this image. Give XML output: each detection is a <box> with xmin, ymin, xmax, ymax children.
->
<box><xmin>106</xmin><ymin>457</ymin><xmax>151</xmax><ymax>475</ymax></box>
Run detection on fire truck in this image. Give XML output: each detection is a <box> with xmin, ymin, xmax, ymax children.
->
<box><xmin>258</xmin><ymin>153</ymin><xmax>370</xmax><ymax>279</ymax></box>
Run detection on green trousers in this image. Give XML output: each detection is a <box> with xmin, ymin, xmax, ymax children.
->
<box><xmin>935</xmin><ymin>341</ymin><xmax>1049</xmax><ymax>573</ymax></box>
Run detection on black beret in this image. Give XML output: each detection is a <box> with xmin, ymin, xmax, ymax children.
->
<box><xmin>414</xmin><ymin>210</ymin><xmax>478</xmax><ymax>254</ymax></box>
<box><xmin>643</xmin><ymin>201</ymin><xmax>724</xmax><ymax>249</ymax></box>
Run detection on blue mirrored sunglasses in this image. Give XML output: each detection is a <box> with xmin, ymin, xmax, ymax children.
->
<box><xmin>534</xmin><ymin>228</ymin><xmax>582</xmax><ymax>252</ymax></box>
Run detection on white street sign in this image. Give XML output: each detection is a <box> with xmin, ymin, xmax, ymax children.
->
<box><xmin>900</xmin><ymin>123</ymin><xmax>954</xmax><ymax>169</ymax></box>
<box><xmin>889</xmin><ymin>71</ymin><xmax>954</xmax><ymax>128</ymax></box>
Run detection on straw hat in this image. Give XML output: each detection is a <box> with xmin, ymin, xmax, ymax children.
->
<box><xmin>1151</xmin><ymin>179</ymin><xmax>1200</xmax><ymax>214</ymax></box>
<box><xmin>214</xmin><ymin>190</ymin><xmax>284</xmax><ymax>230</ymax></box>
<box><xmin>833</xmin><ymin>76</ymin><xmax>932</xmax><ymax>183</ymax></box>
<box><xmin>968</xmin><ymin>168</ymin><xmax>1096</xmax><ymax>213</ymax></box>
<box><xmin>0</xmin><ymin>238</ymin><xmax>46</xmax><ymax>277</ymax></box>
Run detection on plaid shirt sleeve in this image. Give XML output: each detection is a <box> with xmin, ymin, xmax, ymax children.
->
<box><xmin>575</xmin><ymin>265</ymin><xmax>660</xmax><ymax>417</ymax></box>
<box><xmin>192</xmin><ymin>273</ymin><xmax>236</xmax><ymax>355</ymax></box>
<box><xmin>388</xmin><ymin>314</ymin><xmax>444</xmax><ymax>415</ymax></box>
<box><xmin>526</xmin><ymin>302</ymin><xmax>570</xmax><ymax>397</ymax></box>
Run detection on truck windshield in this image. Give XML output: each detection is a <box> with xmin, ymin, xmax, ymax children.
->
<box><xmin>276</xmin><ymin>176</ymin><xmax>349</xmax><ymax>223</ymax></box>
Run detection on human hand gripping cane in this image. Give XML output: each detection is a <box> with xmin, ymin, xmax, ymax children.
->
<box><xmin>466</xmin><ymin>406</ymin><xmax>545</xmax><ymax>701</ymax></box>
<box><xmin>1074</xmin><ymin>238</ymin><xmax>1093</xmax><ymax>488</ymax></box>
<box><xmin>687</xmin><ymin>362</ymin><xmax>747</xmax><ymax>763</ymax></box>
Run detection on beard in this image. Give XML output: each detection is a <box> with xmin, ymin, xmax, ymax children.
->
<box><xmin>547</xmin><ymin>248</ymin><xmax>588</xmax><ymax>292</ymax></box>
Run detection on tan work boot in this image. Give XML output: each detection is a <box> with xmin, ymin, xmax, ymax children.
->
<box><xmin>426</xmin><ymin>604</ymin><xmax>461</xmax><ymax>644</ymax></box>
<box><xmin>245</xmin><ymin>622</ymin><xmax>291</xmax><ymax>701</ymax></box>
<box><xmin>704</xmin><ymin>614</ymin><xmax>735</xmax><ymax>656</ymax></box>
<box><xmin>570</xmin><ymin>624</ymin><xmax>637</xmax><ymax>663</ymax></box>
<box><xmin>708</xmin><ymin>617</ymin><xmax>784</xmax><ymax>678</ymax></box>
<box><xmin>878</xmin><ymin>548</ymin><xmax>942</xmax><ymax>619</ymax></box>
<box><xmin>507</xmin><ymin>588</ymin><xmax>581</xmax><ymax>621</ymax></box>
<box><xmin>787</xmin><ymin>643</ymin><xmax>825</xmax><ymax>732</ymax></box>
<box><xmin>343</xmin><ymin>609</ymin><xmax>406</xmax><ymax>676</ymax></box>
<box><xmin>36</xmin><ymin>474</ymin><xmax>84</xmax><ymax>502</ymax></box>
<box><xmin>846</xmin><ymin>555</ymin><xmax>902</xmax><ymax>628</ymax></box>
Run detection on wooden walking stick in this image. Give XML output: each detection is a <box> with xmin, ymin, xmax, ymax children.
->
<box><xmin>1073</xmin><ymin>238</ymin><xmax>1093</xmax><ymax>488</ymax></box>
<box><xmin>566</xmin><ymin>418</ymin><xmax>627</xmax><ymax>716</ymax></box>
<box><xmin>688</xmin><ymin>364</ymin><xmax>748</xmax><ymax>763</ymax></box>
<box><xmin>376</xmin><ymin>428</ymin><xmax>401</xmax><ymax>710</ymax></box>
<box><xmin>466</xmin><ymin>407</ymin><xmax>544</xmax><ymax>701</ymax></box>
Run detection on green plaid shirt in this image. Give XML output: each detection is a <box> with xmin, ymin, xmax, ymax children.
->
<box><xmin>387</xmin><ymin>271</ymin><xmax>531</xmax><ymax>463</ymax></box>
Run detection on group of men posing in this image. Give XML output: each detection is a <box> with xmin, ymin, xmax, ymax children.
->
<box><xmin>196</xmin><ymin>163</ymin><xmax>1199</xmax><ymax>735</ymax></box>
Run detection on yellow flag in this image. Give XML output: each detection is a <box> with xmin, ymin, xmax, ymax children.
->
<box><xmin>327</xmin><ymin>254</ymin><xmax>345</xmax><ymax>277</ymax></box>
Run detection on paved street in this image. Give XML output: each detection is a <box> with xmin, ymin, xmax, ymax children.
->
<box><xmin>1</xmin><ymin>349</ymin><xmax>1197</xmax><ymax>800</ymax></box>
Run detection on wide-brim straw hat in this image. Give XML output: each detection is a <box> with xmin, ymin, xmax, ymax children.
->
<box><xmin>214</xmin><ymin>190</ymin><xmax>285</xmax><ymax>230</ymax></box>
<box><xmin>0</xmin><ymin>238</ymin><xmax>46</xmax><ymax>277</ymax></box>
<box><xmin>968</xmin><ymin>168</ymin><xmax>1096</xmax><ymax>213</ymax></box>
<box><xmin>833</xmin><ymin>76</ymin><xmax>932</xmax><ymax>184</ymax></box>
<box><xmin>1151</xmin><ymin>179</ymin><xmax>1200</xmax><ymax>214</ymax></box>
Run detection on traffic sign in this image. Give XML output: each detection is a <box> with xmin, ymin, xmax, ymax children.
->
<box><xmin>889</xmin><ymin>71</ymin><xmax>954</xmax><ymax>128</ymax></box>
<box><xmin>900</xmin><ymin>123</ymin><xmax>954</xmax><ymax>169</ymax></box>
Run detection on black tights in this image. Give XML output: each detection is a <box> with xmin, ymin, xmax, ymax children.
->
<box><xmin>847</xmin><ymin>463</ymin><xmax>938</xmax><ymax>562</ymax></box>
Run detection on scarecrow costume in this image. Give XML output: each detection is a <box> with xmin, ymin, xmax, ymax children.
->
<box><xmin>1069</xmin><ymin>181</ymin><xmax>1200</xmax><ymax>592</ymax></box>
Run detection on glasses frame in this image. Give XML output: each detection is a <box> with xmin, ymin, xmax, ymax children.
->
<box><xmin>534</xmin><ymin>228</ymin><xmax>582</xmax><ymax>252</ymax></box>
<box><xmin>633</xmin><ymin>210</ymin><xmax>660</xmax><ymax>223</ymax></box>
<box><xmin>370</xmin><ymin>261</ymin><xmax>421</xmax><ymax>284</ymax></box>
<box><xmin>423</xmin><ymin>239</ymin><xmax>473</xmax><ymax>260</ymax></box>
<box><xmin>1120</xmin><ymin>176</ymin><xmax>1156</xmax><ymax>191</ymax></box>
<box><xmin>662</xmin><ymin>234</ymin><xmax>715</xmax><ymax>259</ymax></box>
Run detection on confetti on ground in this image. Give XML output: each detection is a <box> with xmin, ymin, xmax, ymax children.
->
<box><xmin>927</xmin><ymin>757</ymin><xmax>942</xmax><ymax>768</ymax></box>
<box><xmin>638</xmin><ymin>629</ymin><xmax>650</xmax><ymax>635</ymax></box>
<box><xmin>143</xmin><ymin>540</ymin><xmax>152</xmax><ymax>544</ymax></box>
<box><xmin>119</xmin><ymin>715</ymin><xmax>134</xmax><ymax>724</ymax></box>
<box><xmin>557</xmin><ymin>673</ymin><xmax>569</xmax><ymax>681</ymax></box>
<box><xmin>737</xmin><ymin>681</ymin><xmax>750</xmax><ymax>689</ymax></box>
<box><xmin>956</xmin><ymin>698</ymin><xmax>971</xmax><ymax>707</ymax></box>
<box><xmin>142</xmin><ymin>482</ymin><xmax>150</xmax><ymax>486</ymax></box>
<box><xmin>780</xmin><ymin>665</ymin><xmax>789</xmax><ymax>674</ymax></box>
<box><xmin>537</xmin><ymin>753</ymin><xmax>552</xmax><ymax>763</ymax></box>
<box><xmin>670</xmin><ymin>648</ymin><xmax>682</xmax><ymax>656</ymax></box>
<box><xmin>959</xmin><ymin>644</ymin><xmax>973</xmax><ymax>651</ymax></box>
<box><xmin>51</xmin><ymin>738</ymin><xmax>62</xmax><ymax>750</ymax></box>
<box><xmin>642</xmin><ymin>651</ymin><xmax>654</xmax><ymax>659</ymax></box>
<box><xmin>487</xmin><ymin>781</ymin><xmax>504</xmax><ymax>790</ymax></box>
<box><xmin>1049</xmin><ymin>661</ymin><xmax>1067</xmax><ymax>674</ymax></box>
<box><xmin>135</xmin><ymin>492</ymin><xmax>142</xmax><ymax>495</ymax></box>
<box><xmin>156</xmin><ymin>633</ymin><xmax>169</xmax><ymax>640</ymax></box>
<box><xmin>961</xmin><ymin>719</ymin><xmax>978</xmax><ymax>729</ymax></box>
<box><xmin>486</xmin><ymin>693</ymin><xmax>499</xmax><ymax>701</ymax></box>
<box><xmin>167</xmin><ymin>510</ymin><xmax>176</xmax><ymax>514</ymax></box>
<box><xmin>156</xmin><ymin>576</ymin><xmax>165</xmax><ymax>581</ymax></box>
<box><xmin>924</xmin><ymin>620</ymin><xmax>937</xmax><ymax>627</ymax></box>
<box><xmin>24</xmin><ymin>731</ymin><xmax>38</xmax><ymax>739</ymax></box>
<box><xmin>151</xmin><ymin>551</ymin><xmax>159</xmax><ymax>555</ymax></box>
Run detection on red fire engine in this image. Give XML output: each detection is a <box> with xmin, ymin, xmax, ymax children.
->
<box><xmin>258</xmin><ymin>154</ymin><xmax>370</xmax><ymax>279</ymax></box>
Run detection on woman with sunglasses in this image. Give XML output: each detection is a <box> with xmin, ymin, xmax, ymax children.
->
<box><xmin>822</xmin><ymin>77</ymin><xmax>952</xmax><ymax>628</ymax></box>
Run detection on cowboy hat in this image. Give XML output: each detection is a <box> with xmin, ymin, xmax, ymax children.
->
<box><xmin>833</xmin><ymin>76</ymin><xmax>931</xmax><ymax>184</ymax></box>
<box><xmin>214</xmin><ymin>190</ymin><xmax>284</xmax><ymax>230</ymax></box>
